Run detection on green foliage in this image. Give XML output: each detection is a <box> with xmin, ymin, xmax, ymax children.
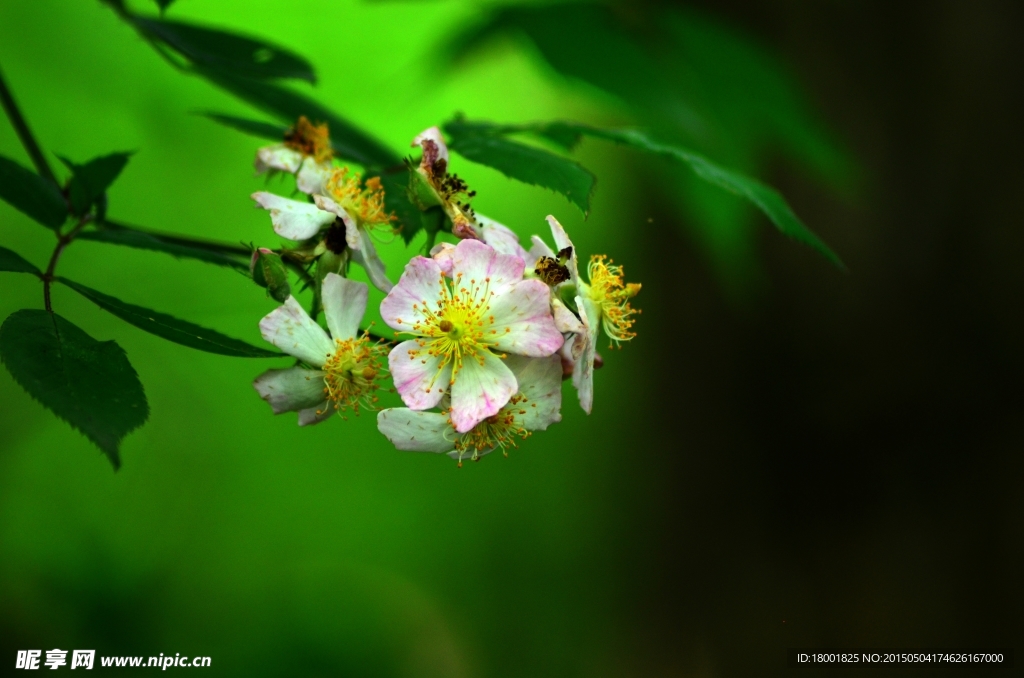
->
<box><xmin>381</xmin><ymin>169</ymin><xmax>427</xmax><ymax>245</ymax></box>
<box><xmin>57</xmin><ymin>151</ymin><xmax>133</xmax><ymax>216</ymax></box>
<box><xmin>250</xmin><ymin>249</ymin><xmax>291</xmax><ymax>303</ymax></box>
<box><xmin>0</xmin><ymin>155</ymin><xmax>67</xmax><ymax>230</ymax></box>
<box><xmin>78</xmin><ymin>224</ymin><xmax>249</xmax><ymax>271</ymax></box>
<box><xmin>200</xmin><ymin>112</ymin><xmax>287</xmax><ymax>142</ymax></box>
<box><xmin>0</xmin><ymin>309</ymin><xmax>148</xmax><ymax>469</ymax></box>
<box><xmin>0</xmin><ymin>245</ymin><xmax>41</xmax><ymax>275</ymax></box>
<box><xmin>133</xmin><ymin>17</ymin><xmax>317</xmax><ymax>83</ymax></box>
<box><xmin>153</xmin><ymin>0</ymin><xmax>176</xmax><ymax>13</ymax></box>
<box><xmin>58</xmin><ymin>277</ymin><xmax>281</xmax><ymax>358</ymax></box>
<box><xmin>443</xmin><ymin>121</ymin><xmax>596</xmax><ymax>216</ymax></box>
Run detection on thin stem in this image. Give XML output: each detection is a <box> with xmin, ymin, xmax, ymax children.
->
<box><xmin>102</xmin><ymin>219</ymin><xmax>252</xmax><ymax>257</ymax></box>
<box><xmin>42</xmin><ymin>216</ymin><xmax>91</xmax><ymax>312</ymax></box>
<box><xmin>0</xmin><ymin>63</ymin><xmax>58</xmax><ymax>186</ymax></box>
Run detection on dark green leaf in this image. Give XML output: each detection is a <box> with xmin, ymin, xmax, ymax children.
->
<box><xmin>153</xmin><ymin>0</ymin><xmax>175</xmax><ymax>12</ymax></box>
<box><xmin>0</xmin><ymin>155</ymin><xmax>67</xmax><ymax>229</ymax></box>
<box><xmin>194</xmin><ymin>69</ymin><xmax>398</xmax><ymax>168</ymax></box>
<box><xmin>134</xmin><ymin>17</ymin><xmax>317</xmax><ymax>83</ymax></box>
<box><xmin>0</xmin><ymin>245</ymin><xmax>41</xmax><ymax>275</ymax></box>
<box><xmin>57</xmin><ymin>152</ymin><xmax>132</xmax><ymax>216</ymax></box>
<box><xmin>0</xmin><ymin>309</ymin><xmax>148</xmax><ymax>469</ymax></box>
<box><xmin>58</xmin><ymin>277</ymin><xmax>281</xmax><ymax>358</ymax></box>
<box><xmin>77</xmin><ymin>225</ymin><xmax>249</xmax><ymax>271</ymax></box>
<box><xmin>443</xmin><ymin>123</ymin><xmax>595</xmax><ymax>216</ymax></box>
<box><xmin>200</xmin><ymin>112</ymin><xmax>287</xmax><ymax>142</ymax></box>
<box><xmin>379</xmin><ymin>168</ymin><xmax>427</xmax><ymax>245</ymax></box>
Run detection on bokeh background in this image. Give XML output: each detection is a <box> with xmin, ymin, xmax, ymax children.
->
<box><xmin>1</xmin><ymin>0</ymin><xmax>1020</xmax><ymax>675</ymax></box>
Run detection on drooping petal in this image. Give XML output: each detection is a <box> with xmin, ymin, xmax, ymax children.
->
<box><xmin>259</xmin><ymin>296</ymin><xmax>334</xmax><ymax>367</ymax></box>
<box><xmin>487</xmin><ymin>279</ymin><xmax>564</xmax><ymax>357</ymax></box>
<box><xmin>252</xmin><ymin>192</ymin><xmax>334</xmax><ymax>241</ymax></box>
<box><xmin>448</xmin><ymin>350</ymin><xmax>517</xmax><ymax>433</ymax></box>
<box><xmin>350</xmin><ymin>232</ymin><xmax>393</xmax><ymax>293</ymax></box>
<box><xmin>255</xmin><ymin>145</ymin><xmax>303</xmax><ymax>174</ymax></box>
<box><xmin>572</xmin><ymin>294</ymin><xmax>599</xmax><ymax>414</ymax></box>
<box><xmin>377</xmin><ymin>409</ymin><xmax>455</xmax><ymax>453</ymax></box>
<box><xmin>312</xmin><ymin>194</ymin><xmax>358</xmax><ymax>248</ymax></box>
<box><xmin>380</xmin><ymin>256</ymin><xmax>443</xmax><ymax>333</ymax></box>
<box><xmin>321</xmin><ymin>273</ymin><xmax>367</xmax><ymax>341</ymax></box>
<box><xmin>545</xmin><ymin>215</ymin><xmax>580</xmax><ymax>287</ymax></box>
<box><xmin>253</xmin><ymin>366</ymin><xmax>327</xmax><ymax>414</ymax></box>
<box><xmin>504</xmin><ymin>354</ymin><xmax>563</xmax><ymax>432</ymax></box>
<box><xmin>389</xmin><ymin>339</ymin><xmax>452</xmax><ymax>410</ymax></box>
<box><xmin>296</xmin><ymin>158</ymin><xmax>333</xmax><ymax>195</ymax></box>
<box><xmin>450</xmin><ymin>239</ymin><xmax>524</xmax><ymax>293</ymax></box>
<box><xmin>552</xmin><ymin>297</ymin><xmax>585</xmax><ymax>334</ymax></box>
<box><xmin>477</xmin><ymin>214</ymin><xmax>528</xmax><ymax>260</ymax></box>
<box><xmin>298</xmin><ymin>403</ymin><xmax>333</xmax><ymax>426</ymax></box>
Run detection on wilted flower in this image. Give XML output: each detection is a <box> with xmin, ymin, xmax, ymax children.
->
<box><xmin>377</xmin><ymin>354</ymin><xmax>562</xmax><ymax>465</ymax></box>
<box><xmin>254</xmin><ymin>273</ymin><xmax>387</xmax><ymax>425</ymax></box>
<box><xmin>410</xmin><ymin>126</ymin><xmax>482</xmax><ymax>238</ymax></box>
<box><xmin>380</xmin><ymin>239</ymin><xmax>563</xmax><ymax>433</ymax></box>
<box><xmin>255</xmin><ymin>116</ymin><xmax>334</xmax><ymax>194</ymax></box>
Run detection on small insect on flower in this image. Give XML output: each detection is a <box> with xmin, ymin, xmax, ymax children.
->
<box><xmin>380</xmin><ymin>239</ymin><xmax>564</xmax><ymax>433</ymax></box>
<box><xmin>377</xmin><ymin>354</ymin><xmax>563</xmax><ymax>465</ymax></box>
<box><xmin>253</xmin><ymin>273</ymin><xmax>388</xmax><ymax>425</ymax></box>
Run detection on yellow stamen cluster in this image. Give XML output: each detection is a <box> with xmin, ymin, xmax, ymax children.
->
<box><xmin>449</xmin><ymin>395</ymin><xmax>531</xmax><ymax>466</ymax></box>
<box><xmin>403</xmin><ymin>273</ymin><xmax>505</xmax><ymax>392</ymax></box>
<box><xmin>586</xmin><ymin>255</ymin><xmax>641</xmax><ymax>346</ymax></box>
<box><xmin>319</xmin><ymin>335</ymin><xmax>388</xmax><ymax>418</ymax></box>
<box><xmin>326</xmin><ymin>168</ymin><xmax>396</xmax><ymax>234</ymax></box>
<box><xmin>283</xmin><ymin>116</ymin><xmax>333</xmax><ymax>164</ymax></box>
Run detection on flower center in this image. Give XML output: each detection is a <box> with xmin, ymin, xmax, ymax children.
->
<box><xmin>319</xmin><ymin>336</ymin><xmax>387</xmax><ymax>418</ymax></box>
<box><xmin>585</xmin><ymin>255</ymin><xmax>641</xmax><ymax>346</ymax></box>
<box><xmin>450</xmin><ymin>394</ymin><xmax>531</xmax><ymax>465</ymax></box>
<box><xmin>283</xmin><ymin>116</ymin><xmax>333</xmax><ymax>164</ymax></box>
<box><xmin>326</xmin><ymin>168</ymin><xmax>397</xmax><ymax>236</ymax></box>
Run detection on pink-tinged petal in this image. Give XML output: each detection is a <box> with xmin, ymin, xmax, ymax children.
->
<box><xmin>487</xmin><ymin>279</ymin><xmax>564</xmax><ymax>357</ymax></box>
<box><xmin>552</xmin><ymin>296</ymin><xmax>584</xmax><ymax>334</ymax></box>
<box><xmin>351</xmin><ymin>233</ymin><xmax>393</xmax><ymax>293</ymax></box>
<box><xmin>380</xmin><ymin>256</ymin><xmax>443</xmax><ymax>333</ymax></box>
<box><xmin>449</xmin><ymin>350</ymin><xmax>517</xmax><ymax>433</ymax></box>
<box><xmin>504</xmin><ymin>354</ymin><xmax>563</xmax><ymax>432</ymax></box>
<box><xmin>259</xmin><ymin>296</ymin><xmax>334</xmax><ymax>367</ymax></box>
<box><xmin>377</xmin><ymin>409</ymin><xmax>455</xmax><ymax>453</ymax></box>
<box><xmin>450</xmin><ymin>239</ymin><xmax>525</xmax><ymax>293</ymax></box>
<box><xmin>478</xmin><ymin>214</ymin><xmax>528</xmax><ymax>260</ymax></box>
<box><xmin>572</xmin><ymin>295</ymin><xmax>599</xmax><ymax>414</ymax></box>
<box><xmin>413</xmin><ymin>126</ymin><xmax>449</xmax><ymax>167</ymax></box>
<box><xmin>389</xmin><ymin>339</ymin><xmax>452</xmax><ymax>410</ymax></box>
<box><xmin>253</xmin><ymin>366</ymin><xmax>327</xmax><ymax>414</ymax></box>
<box><xmin>430</xmin><ymin>242</ymin><xmax>457</xmax><ymax>276</ymax></box>
<box><xmin>252</xmin><ymin>192</ymin><xmax>334</xmax><ymax>241</ymax></box>
<box><xmin>545</xmin><ymin>215</ymin><xmax>580</xmax><ymax>286</ymax></box>
<box><xmin>298</xmin><ymin>403</ymin><xmax>333</xmax><ymax>426</ymax></box>
<box><xmin>255</xmin><ymin>145</ymin><xmax>302</xmax><ymax>174</ymax></box>
<box><xmin>321</xmin><ymin>273</ymin><xmax>367</xmax><ymax>341</ymax></box>
<box><xmin>296</xmin><ymin>158</ymin><xmax>332</xmax><ymax>195</ymax></box>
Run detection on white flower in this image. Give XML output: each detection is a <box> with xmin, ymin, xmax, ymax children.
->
<box><xmin>253</xmin><ymin>273</ymin><xmax>387</xmax><ymax>425</ymax></box>
<box><xmin>255</xmin><ymin>116</ymin><xmax>334</xmax><ymax>195</ymax></box>
<box><xmin>377</xmin><ymin>354</ymin><xmax>562</xmax><ymax>464</ymax></box>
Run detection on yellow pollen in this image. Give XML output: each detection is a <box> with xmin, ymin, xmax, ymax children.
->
<box><xmin>283</xmin><ymin>116</ymin><xmax>333</xmax><ymax>164</ymax></box>
<box><xmin>449</xmin><ymin>394</ymin><xmax>531</xmax><ymax>463</ymax></box>
<box><xmin>325</xmin><ymin>167</ymin><xmax>397</xmax><ymax>236</ymax></box>
<box><xmin>586</xmin><ymin>254</ymin><xmax>641</xmax><ymax>347</ymax></box>
<box><xmin>318</xmin><ymin>334</ymin><xmax>388</xmax><ymax>418</ymax></box>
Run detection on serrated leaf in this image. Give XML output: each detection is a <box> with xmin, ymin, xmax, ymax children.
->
<box><xmin>0</xmin><ymin>309</ymin><xmax>148</xmax><ymax>469</ymax></box>
<box><xmin>58</xmin><ymin>277</ymin><xmax>281</xmax><ymax>358</ymax></box>
<box><xmin>194</xmin><ymin>69</ymin><xmax>398</xmax><ymax>168</ymax></box>
<box><xmin>378</xmin><ymin>168</ymin><xmax>426</xmax><ymax>245</ymax></box>
<box><xmin>57</xmin><ymin>152</ymin><xmax>132</xmax><ymax>216</ymax></box>
<box><xmin>0</xmin><ymin>155</ymin><xmax>67</xmax><ymax>229</ymax></box>
<box><xmin>134</xmin><ymin>17</ymin><xmax>317</xmax><ymax>83</ymax></box>
<box><xmin>200</xmin><ymin>112</ymin><xmax>287</xmax><ymax>142</ymax></box>
<box><xmin>0</xmin><ymin>245</ymin><xmax>41</xmax><ymax>275</ymax></box>
<box><xmin>443</xmin><ymin>124</ymin><xmax>595</xmax><ymax>215</ymax></box>
<box><xmin>77</xmin><ymin>224</ymin><xmax>249</xmax><ymax>271</ymax></box>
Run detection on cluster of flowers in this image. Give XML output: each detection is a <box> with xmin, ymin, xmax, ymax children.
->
<box><xmin>248</xmin><ymin>118</ymin><xmax>641</xmax><ymax>464</ymax></box>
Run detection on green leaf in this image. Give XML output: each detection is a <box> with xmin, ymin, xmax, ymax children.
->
<box><xmin>57</xmin><ymin>152</ymin><xmax>132</xmax><ymax>216</ymax></box>
<box><xmin>194</xmin><ymin>69</ymin><xmax>398</xmax><ymax>168</ymax></box>
<box><xmin>77</xmin><ymin>224</ymin><xmax>249</xmax><ymax>271</ymax></box>
<box><xmin>379</xmin><ymin>168</ymin><xmax>426</xmax><ymax>245</ymax></box>
<box><xmin>200</xmin><ymin>112</ymin><xmax>287</xmax><ymax>142</ymax></box>
<box><xmin>134</xmin><ymin>17</ymin><xmax>317</xmax><ymax>83</ymax></box>
<box><xmin>0</xmin><ymin>309</ymin><xmax>148</xmax><ymax>469</ymax></box>
<box><xmin>58</xmin><ymin>277</ymin><xmax>281</xmax><ymax>358</ymax></box>
<box><xmin>443</xmin><ymin>123</ymin><xmax>595</xmax><ymax>216</ymax></box>
<box><xmin>153</xmin><ymin>0</ymin><xmax>175</xmax><ymax>12</ymax></box>
<box><xmin>0</xmin><ymin>245</ymin><xmax>41</xmax><ymax>275</ymax></box>
<box><xmin>0</xmin><ymin>155</ymin><xmax>67</xmax><ymax>229</ymax></box>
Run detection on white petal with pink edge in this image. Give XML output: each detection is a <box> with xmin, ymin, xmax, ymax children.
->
<box><xmin>487</xmin><ymin>279</ymin><xmax>564</xmax><ymax>357</ymax></box>
<box><xmin>448</xmin><ymin>351</ymin><xmax>517</xmax><ymax>433</ymax></box>
<box><xmin>504</xmin><ymin>354</ymin><xmax>563</xmax><ymax>431</ymax></box>
<box><xmin>259</xmin><ymin>296</ymin><xmax>334</xmax><ymax>367</ymax></box>
<box><xmin>450</xmin><ymin>239</ymin><xmax>525</xmax><ymax>293</ymax></box>
<box><xmin>389</xmin><ymin>339</ymin><xmax>451</xmax><ymax>410</ymax></box>
<box><xmin>380</xmin><ymin>256</ymin><xmax>443</xmax><ymax>333</ymax></box>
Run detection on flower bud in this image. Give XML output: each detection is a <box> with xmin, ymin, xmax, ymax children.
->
<box><xmin>250</xmin><ymin>248</ymin><xmax>291</xmax><ymax>302</ymax></box>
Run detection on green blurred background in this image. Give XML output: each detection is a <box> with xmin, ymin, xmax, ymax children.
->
<box><xmin>1</xmin><ymin>0</ymin><xmax>1020</xmax><ymax>675</ymax></box>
